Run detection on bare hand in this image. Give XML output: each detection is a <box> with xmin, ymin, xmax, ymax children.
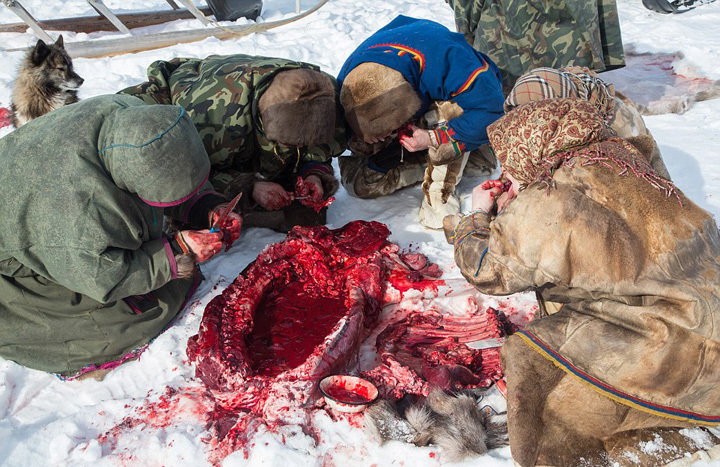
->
<box><xmin>472</xmin><ymin>183</ymin><xmax>503</xmax><ymax>213</ymax></box>
<box><xmin>399</xmin><ymin>124</ymin><xmax>430</xmax><ymax>152</ymax></box>
<box><xmin>365</xmin><ymin>134</ymin><xmax>391</xmax><ymax>144</ymax></box>
<box><xmin>253</xmin><ymin>181</ymin><xmax>292</xmax><ymax>211</ymax></box>
<box><xmin>302</xmin><ymin>175</ymin><xmax>324</xmax><ymax>202</ymax></box>
<box><xmin>178</xmin><ymin>230</ymin><xmax>223</xmax><ymax>262</ymax></box>
<box><xmin>210</xmin><ymin>208</ymin><xmax>242</xmax><ymax>244</ymax></box>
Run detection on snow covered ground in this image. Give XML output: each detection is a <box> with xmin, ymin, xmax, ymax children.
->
<box><xmin>1</xmin><ymin>0</ymin><xmax>720</xmax><ymax>465</ymax></box>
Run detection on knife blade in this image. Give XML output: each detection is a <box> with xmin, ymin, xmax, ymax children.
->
<box><xmin>209</xmin><ymin>192</ymin><xmax>243</xmax><ymax>233</ymax></box>
<box><xmin>464</xmin><ymin>337</ymin><xmax>505</xmax><ymax>350</ymax></box>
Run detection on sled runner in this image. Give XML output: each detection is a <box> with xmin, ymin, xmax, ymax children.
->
<box><xmin>1</xmin><ymin>0</ymin><xmax>328</xmax><ymax>58</ymax></box>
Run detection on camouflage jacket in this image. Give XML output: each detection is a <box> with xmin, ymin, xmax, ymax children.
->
<box><xmin>446</xmin><ymin>0</ymin><xmax>625</xmax><ymax>89</ymax></box>
<box><xmin>120</xmin><ymin>54</ymin><xmax>347</xmax><ymax>196</ymax></box>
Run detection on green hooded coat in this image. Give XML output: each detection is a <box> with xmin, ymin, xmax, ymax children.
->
<box><xmin>0</xmin><ymin>95</ymin><xmax>212</xmax><ymax>376</ymax></box>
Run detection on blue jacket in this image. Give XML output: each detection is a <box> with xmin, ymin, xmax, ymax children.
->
<box><xmin>337</xmin><ymin>15</ymin><xmax>505</xmax><ymax>152</ymax></box>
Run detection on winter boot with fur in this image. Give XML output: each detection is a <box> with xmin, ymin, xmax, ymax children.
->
<box><xmin>419</xmin><ymin>150</ymin><xmax>470</xmax><ymax>229</ymax></box>
<box><xmin>340</xmin><ymin>139</ymin><xmax>427</xmax><ymax>199</ymax></box>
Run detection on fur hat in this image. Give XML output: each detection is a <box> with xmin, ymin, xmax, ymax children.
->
<box><xmin>258</xmin><ymin>68</ymin><xmax>336</xmax><ymax>147</ymax></box>
<box><xmin>340</xmin><ymin>63</ymin><xmax>421</xmax><ymax>142</ymax></box>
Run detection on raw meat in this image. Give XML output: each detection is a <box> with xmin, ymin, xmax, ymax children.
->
<box><xmin>186</xmin><ymin>220</ymin><xmax>392</xmax><ymax>421</ymax></box>
<box><xmin>362</xmin><ymin>306</ymin><xmax>510</xmax><ymax>400</ymax></box>
<box><xmin>294</xmin><ymin>176</ymin><xmax>335</xmax><ymax>213</ymax></box>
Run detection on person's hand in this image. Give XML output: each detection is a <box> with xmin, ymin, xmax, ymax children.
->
<box><xmin>302</xmin><ymin>175</ymin><xmax>324</xmax><ymax>202</ymax></box>
<box><xmin>177</xmin><ymin>230</ymin><xmax>223</xmax><ymax>262</ymax></box>
<box><xmin>496</xmin><ymin>191</ymin><xmax>512</xmax><ymax>213</ymax></box>
<box><xmin>472</xmin><ymin>182</ymin><xmax>503</xmax><ymax>213</ymax></box>
<box><xmin>365</xmin><ymin>133</ymin><xmax>391</xmax><ymax>144</ymax></box>
<box><xmin>210</xmin><ymin>206</ymin><xmax>242</xmax><ymax>244</ymax></box>
<box><xmin>252</xmin><ymin>181</ymin><xmax>292</xmax><ymax>211</ymax></box>
<box><xmin>399</xmin><ymin>124</ymin><xmax>430</xmax><ymax>152</ymax></box>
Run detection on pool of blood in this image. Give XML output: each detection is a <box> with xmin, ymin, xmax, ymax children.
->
<box><xmin>246</xmin><ymin>281</ymin><xmax>346</xmax><ymax>377</ymax></box>
<box><xmin>324</xmin><ymin>383</ymin><xmax>372</xmax><ymax>404</ymax></box>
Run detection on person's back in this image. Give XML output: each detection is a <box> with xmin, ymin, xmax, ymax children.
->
<box><xmin>120</xmin><ymin>54</ymin><xmax>346</xmax><ymax>232</ymax></box>
<box><xmin>446</xmin><ymin>0</ymin><xmax>626</xmax><ymax>90</ymax></box>
<box><xmin>446</xmin><ymin>98</ymin><xmax>720</xmax><ymax>465</ymax></box>
<box><xmin>0</xmin><ymin>95</ymin><xmax>215</xmax><ymax>377</ymax></box>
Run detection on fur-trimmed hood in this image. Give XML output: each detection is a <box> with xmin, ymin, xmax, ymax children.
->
<box><xmin>340</xmin><ymin>62</ymin><xmax>421</xmax><ymax>142</ymax></box>
<box><xmin>258</xmin><ymin>68</ymin><xmax>337</xmax><ymax>147</ymax></box>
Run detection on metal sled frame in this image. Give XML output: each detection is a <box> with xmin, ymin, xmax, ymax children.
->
<box><xmin>0</xmin><ymin>0</ymin><xmax>328</xmax><ymax>59</ymax></box>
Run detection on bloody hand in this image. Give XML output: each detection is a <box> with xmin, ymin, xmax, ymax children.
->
<box><xmin>210</xmin><ymin>208</ymin><xmax>242</xmax><ymax>250</ymax></box>
<box><xmin>480</xmin><ymin>178</ymin><xmax>512</xmax><ymax>193</ymax></box>
<box><xmin>398</xmin><ymin>124</ymin><xmax>430</xmax><ymax>152</ymax></box>
<box><xmin>177</xmin><ymin>230</ymin><xmax>223</xmax><ymax>262</ymax></box>
<box><xmin>253</xmin><ymin>181</ymin><xmax>292</xmax><ymax>211</ymax></box>
<box><xmin>294</xmin><ymin>176</ymin><xmax>335</xmax><ymax>213</ymax></box>
<box><xmin>300</xmin><ymin>175</ymin><xmax>324</xmax><ymax>202</ymax></box>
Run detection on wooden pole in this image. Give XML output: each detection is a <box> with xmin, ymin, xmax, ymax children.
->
<box><xmin>87</xmin><ymin>0</ymin><xmax>131</xmax><ymax>34</ymax></box>
<box><xmin>1</xmin><ymin>0</ymin><xmax>54</xmax><ymax>42</ymax></box>
<box><xmin>173</xmin><ymin>0</ymin><xmax>211</xmax><ymax>25</ymax></box>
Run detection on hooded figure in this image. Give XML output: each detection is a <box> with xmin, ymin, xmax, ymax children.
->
<box><xmin>447</xmin><ymin>99</ymin><xmax>720</xmax><ymax>465</ymax></box>
<box><xmin>120</xmin><ymin>54</ymin><xmax>347</xmax><ymax>233</ymax></box>
<box><xmin>336</xmin><ymin>15</ymin><xmax>505</xmax><ymax>229</ymax></box>
<box><xmin>0</xmin><ymin>94</ymin><xmax>230</xmax><ymax>378</ymax></box>
<box><xmin>504</xmin><ymin>66</ymin><xmax>671</xmax><ymax>180</ymax></box>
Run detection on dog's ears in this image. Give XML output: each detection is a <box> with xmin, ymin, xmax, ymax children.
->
<box><xmin>54</xmin><ymin>35</ymin><xmax>64</xmax><ymax>49</ymax></box>
<box><xmin>30</xmin><ymin>39</ymin><xmax>51</xmax><ymax>66</ymax></box>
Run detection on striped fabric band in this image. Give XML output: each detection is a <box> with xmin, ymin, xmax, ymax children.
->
<box><xmin>516</xmin><ymin>330</ymin><xmax>720</xmax><ymax>425</ymax></box>
<box><xmin>451</xmin><ymin>62</ymin><xmax>491</xmax><ymax>97</ymax></box>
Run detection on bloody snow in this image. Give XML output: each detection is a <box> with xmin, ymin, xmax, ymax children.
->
<box><xmin>2</xmin><ymin>0</ymin><xmax>719</xmax><ymax>465</ymax></box>
<box><xmin>118</xmin><ymin>220</ymin><xmax>528</xmax><ymax>463</ymax></box>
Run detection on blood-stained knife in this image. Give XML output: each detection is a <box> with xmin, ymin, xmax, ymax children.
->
<box><xmin>209</xmin><ymin>192</ymin><xmax>243</xmax><ymax>233</ymax></box>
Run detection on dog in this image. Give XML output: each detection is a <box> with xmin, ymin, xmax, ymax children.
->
<box><xmin>11</xmin><ymin>35</ymin><xmax>84</xmax><ymax>128</ymax></box>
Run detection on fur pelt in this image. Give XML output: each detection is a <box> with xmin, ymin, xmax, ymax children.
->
<box><xmin>10</xmin><ymin>36</ymin><xmax>84</xmax><ymax>128</ymax></box>
<box><xmin>625</xmin><ymin>134</ymin><xmax>656</xmax><ymax>164</ymax></box>
<box><xmin>258</xmin><ymin>68</ymin><xmax>336</xmax><ymax>147</ymax></box>
<box><xmin>365</xmin><ymin>388</ymin><xmax>508</xmax><ymax>462</ymax></box>
<box><xmin>428</xmin><ymin>142</ymin><xmax>461</xmax><ymax>166</ymax></box>
<box><xmin>340</xmin><ymin>62</ymin><xmax>421</xmax><ymax>141</ymax></box>
<box><xmin>175</xmin><ymin>254</ymin><xmax>197</xmax><ymax>279</ymax></box>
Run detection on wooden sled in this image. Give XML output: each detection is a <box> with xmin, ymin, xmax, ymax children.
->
<box><xmin>0</xmin><ymin>0</ymin><xmax>328</xmax><ymax>59</ymax></box>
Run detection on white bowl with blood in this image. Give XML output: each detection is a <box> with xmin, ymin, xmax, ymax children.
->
<box><xmin>319</xmin><ymin>375</ymin><xmax>378</xmax><ymax>413</ymax></box>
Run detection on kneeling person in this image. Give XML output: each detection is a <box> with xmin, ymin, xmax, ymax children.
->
<box><xmin>120</xmin><ymin>54</ymin><xmax>346</xmax><ymax>233</ymax></box>
<box><xmin>0</xmin><ymin>95</ymin><xmax>241</xmax><ymax>378</ymax></box>
<box><xmin>337</xmin><ymin>15</ymin><xmax>505</xmax><ymax>229</ymax></box>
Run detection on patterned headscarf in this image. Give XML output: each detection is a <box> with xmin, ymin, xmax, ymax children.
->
<box><xmin>504</xmin><ymin>67</ymin><xmax>615</xmax><ymax>120</ymax></box>
<box><xmin>488</xmin><ymin>98</ymin><xmax>679</xmax><ymax>201</ymax></box>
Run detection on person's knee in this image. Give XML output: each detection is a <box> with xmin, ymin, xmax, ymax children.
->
<box><xmin>339</xmin><ymin>155</ymin><xmax>403</xmax><ymax>199</ymax></box>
